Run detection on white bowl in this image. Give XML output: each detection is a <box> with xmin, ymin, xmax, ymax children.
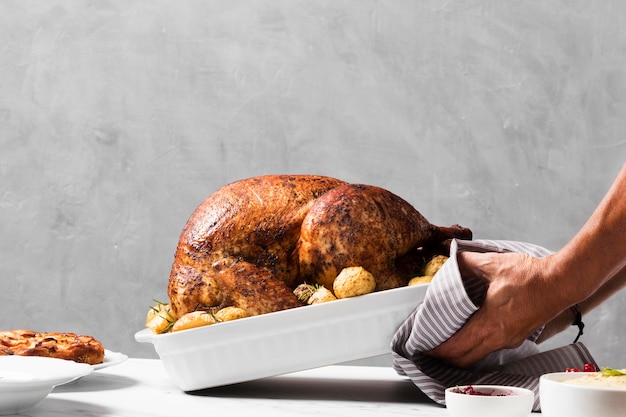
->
<box><xmin>136</xmin><ymin>284</ymin><xmax>427</xmax><ymax>391</ymax></box>
<box><xmin>540</xmin><ymin>372</ymin><xmax>626</xmax><ymax>417</ymax></box>
<box><xmin>445</xmin><ymin>385</ymin><xmax>534</xmax><ymax>417</ymax></box>
<box><xmin>0</xmin><ymin>356</ymin><xmax>92</xmax><ymax>415</ymax></box>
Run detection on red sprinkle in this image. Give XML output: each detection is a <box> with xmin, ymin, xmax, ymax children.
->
<box><xmin>565</xmin><ymin>363</ymin><xmax>596</xmax><ymax>373</ymax></box>
<box><xmin>583</xmin><ymin>363</ymin><xmax>596</xmax><ymax>372</ymax></box>
<box><xmin>453</xmin><ymin>386</ymin><xmax>512</xmax><ymax>396</ymax></box>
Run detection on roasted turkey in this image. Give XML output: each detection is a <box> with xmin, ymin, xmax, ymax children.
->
<box><xmin>167</xmin><ymin>174</ymin><xmax>472</xmax><ymax>319</ymax></box>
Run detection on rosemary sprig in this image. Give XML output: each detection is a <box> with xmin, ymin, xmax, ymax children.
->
<box><xmin>149</xmin><ymin>299</ymin><xmax>177</xmax><ymax>333</ymax></box>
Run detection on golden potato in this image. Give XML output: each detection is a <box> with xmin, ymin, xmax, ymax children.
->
<box><xmin>423</xmin><ymin>255</ymin><xmax>448</xmax><ymax>277</ymax></box>
<box><xmin>408</xmin><ymin>275</ymin><xmax>434</xmax><ymax>286</ymax></box>
<box><xmin>146</xmin><ymin>302</ymin><xmax>177</xmax><ymax>334</ymax></box>
<box><xmin>146</xmin><ymin>313</ymin><xmax>174</xmax><ymax>334</ymax></box>
<box><xmin>308</xmin><ymin>286</ymin><xmax>337</xmax><ymax>304</ymax></box>
<box><xmin>146</xmin><ymin>301</ymin><xmax>169</xmax><ymax>324</ymax></box>
<box><xmin>171</xmin><ymin>311</ymin><xmax>216</xmax><ymax>332</ymax></box>
<box><xmin>333</xmin><ymin>266</ymin><xmax>376</xmax><ymax>299</ymax></box>
<box><xmin>214</xmin><ymin>306</ymin><xmax>248</xmax><ymax>322</ymax></box>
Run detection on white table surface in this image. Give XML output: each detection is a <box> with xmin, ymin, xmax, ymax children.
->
<box><xmin>22</xmin><ymin>358</ymin><xmax>464</xmax><ymax>417</ymax></box>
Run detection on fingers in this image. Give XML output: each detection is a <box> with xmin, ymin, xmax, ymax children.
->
<box><xmin>427</xmin><ymin>251</ymin><xmax>535</xmax><ymax>367</ymax></box>
<box><xmin>425</xmin><ymin>252</ymin><xmax>499</xmax><ymax>367</ymax></box>
<box><xmin>427</xmin><ymin>309</ymin><xmax>506</xmax><ymax>367</ymax></box>
<box><xmin>456</xmin><ymin>251</ymin><xmax>496</xmax><ymax>284</ymax></box>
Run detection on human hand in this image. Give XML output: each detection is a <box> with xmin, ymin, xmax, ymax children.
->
<box><xmin>427</xmin><ymin>250</ymin><xmax>560</xmax><ymax>367</ymax></box>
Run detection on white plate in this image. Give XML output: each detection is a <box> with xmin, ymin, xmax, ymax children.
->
<box><xmin>93</xmin><ymin>349</ymin><xmax>128</xmax><ymax>370</ymax></box>
<box><xmin>136</xmin><ymin>283</ymin><xmax>428</xmax><ymax>391</ymax></box>
<box><xmin>0</xmin><ymin>356</ymin><xmax>92</xmax><ymax>415</ymax></box>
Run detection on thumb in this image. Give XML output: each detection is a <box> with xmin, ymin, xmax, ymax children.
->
<box><xmin>457</xmin><ymin>251</ymin><xmax>494</xmax><ymax>284</ymax></box>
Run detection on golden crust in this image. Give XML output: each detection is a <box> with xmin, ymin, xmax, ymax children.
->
<box><xmin>0</xmin><ymin>329</ymin><xmax>105</xmax><ymax>365</ymax></box>
<box><xmin>165</xmin><ymin>174</ymin><xmax>473</xmax><ymax>323</ymax></box>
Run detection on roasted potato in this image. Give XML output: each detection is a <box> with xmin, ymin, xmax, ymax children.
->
<box><xmin>171</xmin><ymin>311</ymin><xmax>216</xmax><ymax>332</ymax></box>
<box><xmin>308</xmin><ymin>286</ymin><xmax>337</xmax><ymax>304</ymax></box>
<box><xmin>408</xmin><ymin>275</ymin><xmax>434</xmax><ymax>286</ymax></box>
<box><xmin>423</xmin><ymin>255</ymin><xmax>448</xmax><ymax>277</ymax></box>
<box><xmin>146</xmin><ymin>302</ymin><xmax>177</xmax><ymax>334</ymax></box>
<box><xmin>333</xmin><ymin>266</ymin><xmax>376</xmax><ymax>299</ymax></box>
<box><xmin>214</xmin><ymin>306</ymin><xmax>248</xmax><ymax>322</ymax></box>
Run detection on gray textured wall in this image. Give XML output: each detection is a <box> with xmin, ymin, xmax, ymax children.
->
<box><xmin>2</xmin><ymin>0</ymin><xmax>625</xmax><ymax>367</ymax></box>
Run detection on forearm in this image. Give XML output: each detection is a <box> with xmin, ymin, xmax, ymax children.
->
<box><xmin>428</xmin><ymin>165</ymin><xmax>626</xmax><ymax>366</ymax></box>
<box><xmin>537</xmin><ymin>265</ymin><xmax>626</xmax><ymax>343</ymax></box>
<box><xmin>547</xmin><ymin>163</ymin><xmax>626</xmax><ymax>306</ymax></box>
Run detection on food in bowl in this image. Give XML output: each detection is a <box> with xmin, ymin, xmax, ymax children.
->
<box><xmin>445</xmin><ymin>385</ymin><xmax>534</xmax><ymax>417</ymax></box>
<box><xmin>147</xmin><ymin>174</ymin><xmax>472</xmax><ymax>334</ymax></box>
<box><xmin>137</xmin><ymin>283</ymin><xmax>430</xmax><ymax>391</ymax></box>
<box><xmin>450</xmin><ymin>385</ymin><xmax>516</xmax><ymax>396</ymax></box>
<box><xmin>563</xmin><ymin>367</ymin><xmax>626</xmax><ymax>389</ymax></box>
<box><xmin>540</xmin><ymin>370</ymin><xmax>626</xmax><ymax>417</ymax></box>
<box><xmin>163</xmin><ymin>174</ymin><xmax>472</xmax><ymax>327</ymax></box>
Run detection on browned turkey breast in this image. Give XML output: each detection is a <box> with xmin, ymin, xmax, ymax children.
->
<box><xmin>167</xmin><ymin>174</ymin><xmax>471</xmax><ymax>319</ymax></box>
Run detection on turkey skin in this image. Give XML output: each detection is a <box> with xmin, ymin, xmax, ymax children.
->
<box><xmin>167</xmin><ymin>174</ymin><xmax>471</xmax><ymax>319</ymax></box>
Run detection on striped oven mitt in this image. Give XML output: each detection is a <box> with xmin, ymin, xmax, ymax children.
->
<box><xmin>391</xmin><ymin>239</ymin><xmax>597</xmax><ymax>412</ymax></box>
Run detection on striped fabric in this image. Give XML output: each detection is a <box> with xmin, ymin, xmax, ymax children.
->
<box><xmin>391</xmin><ymin>239</ymin><xmax>597</xmax><ymax>412</ymax></box>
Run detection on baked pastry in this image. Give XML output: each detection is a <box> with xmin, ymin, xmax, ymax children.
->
<box><xmin>0</xmin><ymin>329</ymin><xmax>105</xmax><ymax>365</ymax></box>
